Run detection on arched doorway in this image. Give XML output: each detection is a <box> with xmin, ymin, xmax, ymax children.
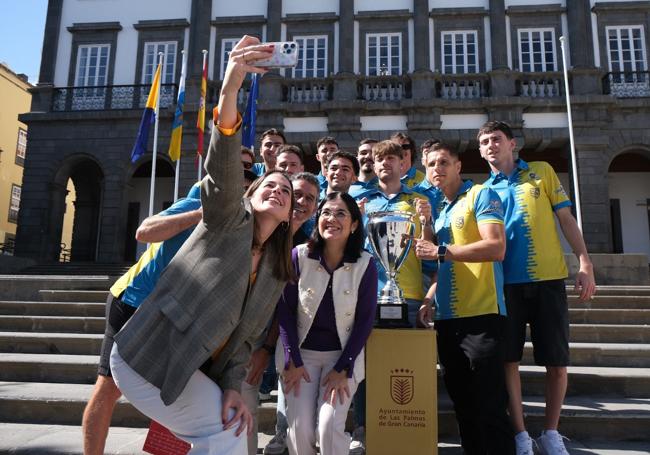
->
<box><xmin>608</xmin><ymin>151</ymin><xmax>650</xmax><ymax>257</ymax></box>
<box><xmin>125</xmin><ymin>158</ymin><xmax>175</xmax><ymax>261</ymax></box>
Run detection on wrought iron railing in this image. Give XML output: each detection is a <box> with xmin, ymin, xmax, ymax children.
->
<box><xmin>603</xmin><ymin>71</ymin><xmax>650</xmax><ymax>98</ymax></box>
<box><xmin>52</xmin><ymin>84</ymin><xmax>177</xmax><ymax>112</ymax></box>
<box><xmin>434</xmin><ymin>73</ymin><xmax>489</xmax><ymax>99</ymax></box>
<box><xmin>516</xmin><ymin>72</ymin><xmax>564</xmax><ymax>97</ymax></box>
<box><xmin>0</xmin><ymin>240</ymin><xmax>15</xmax><ymax>256</ymax></box>
<box><xmin>358</xmin><ymin>75</ymin><xmax>411</xmax><ymax>101</ymax></box>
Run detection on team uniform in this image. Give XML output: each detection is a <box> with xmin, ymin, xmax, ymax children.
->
<box><xmin>348</xmin><ymin>177</ymin><xmax>378</xmax><ymax>199</ymax></box>
<box><xmin>401</xmin><ymin>166</ymin><xmax>426</xmax><ymax>189</ymax></box>
<box><xmin>97</xmin><ymin>188</ymin><xmax>201</xmax><ymax>377</ymax></box>
<box><xmin>411</xmin><ymin>178</ymin><xmax>444</xmax><ymax>276</ymax></box>
<box><xmin>433</xmin><ymin>180</ymin><xmax>513</xmax><ymax>454</ymax></box>
<box><xmin>484</xmin><ymin>159</ymin><xmax>571</xmax><ymax>366</ymax></box>
<box><xmin>252</xmin><ymin>162</ymin><xmax>266</xmax><ymax>177</ymax></box>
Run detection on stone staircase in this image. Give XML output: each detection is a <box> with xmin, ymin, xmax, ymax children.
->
<box><xmin>0</xmin><ymin>276</ymin><xmax>649</xmax><ymax>454</ymax></box>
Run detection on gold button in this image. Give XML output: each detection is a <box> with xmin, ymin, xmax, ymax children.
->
<box><xmin>346</xmin><ymin>327</ymin><xmax>351</xmax><ymax>332</ymax></box>
<box><xmin>344</xmin><ymin>290</ymin><xmax>351</xmax><ymax>295</ymax></box>
<box><xmin>317</xmin><ymin>266</ymin><xmax>324</xmax><ymax>272</ymax></box>
<box><xmin>307</xmin><ymin>288</ymin><xmax>314</xmax><ymax>294</ymax></box>
<box><xmin>344</xmin><ymin>266</ymin><xmax>351</xmax><ymax>271</ymax></box>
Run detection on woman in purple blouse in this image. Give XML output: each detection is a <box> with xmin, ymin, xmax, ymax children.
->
<box><xmin>277</xmin><ymin>191</ymin><xmax>377</xmax><ymax>455</ymax></box>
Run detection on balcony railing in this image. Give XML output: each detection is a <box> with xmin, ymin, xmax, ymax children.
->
<box><xmin>52</xmin><ymin>84</ymin><xmax>177</xmax><ymax>112</ymax></box>
<box><xmin>358</xmin><ymin>75</ymin><xmax>411</xmax><ymax>101</ymax></box>
<box><xmin>285</xmin><ymin>77</ymin><xmax>333</xmax><ymax>103</ymax></box>
<box><xmin>516</xmin><ymin>72</ymin><xmax>564</xmax><ymax>98</ymax></box>
<box><xmin>603</xmin><ymin>71</ymin><xmax>650</xmax><ymax>98</ymax></box>
<box><xmin>435</xmin><ymin>73</ymin><xmax>489</xmax><ymax>100</ymax></box>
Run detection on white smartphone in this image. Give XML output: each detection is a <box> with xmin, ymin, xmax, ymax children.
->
<box><xmin>254</xmin><ymin>41</ymin><xmax>300</xmax><ymax>68</ymax></box>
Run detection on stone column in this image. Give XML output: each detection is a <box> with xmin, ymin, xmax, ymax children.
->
<box><xmin>338</xmin><ymin>0</ymin><xmax>355</xmax><ymax>74</ymax></box>
<box><xmin>413</xmin><ymin>0</ymin><xmax>430</xmax><ymax>72</ymax></box>
<box><xmin>38</xmin><ymin>0</ymin><xmax>63</xmax><ymax>85</ymax></box>
<box><xmin>566</xmin><ymin>0</ymin><xmax>602</xmax><ymax>94</ymax></box>
<box><xmin>267</xmin><ymin>0</ymin><xmax>282</xmax><ymax>42</ymax></box>
<box><xmin>186</xmin><ymin>0</ymin><xmax>212</xmax><ymax>109</ymax></box>
<box><xmin>489</xmin><ymin>0</ymin><xmax>508</xmax><ymax>70</ymax></box>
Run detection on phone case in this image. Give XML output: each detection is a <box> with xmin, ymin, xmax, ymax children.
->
<box><xmin>254</xmin><ymin>42</ymin><xmax>300</xmax><ymax>68</ymax></box>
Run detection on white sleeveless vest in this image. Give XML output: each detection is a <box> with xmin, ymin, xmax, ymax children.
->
<box><xmin>276</xmin><ymin>244</ymin><xmax>372</xmax><ymax>382</ymax></box>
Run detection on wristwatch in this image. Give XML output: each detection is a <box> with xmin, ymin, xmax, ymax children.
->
<box><xmin>437</xmin><ymin>245</ymin><xmax>447</xmax><ymax>263</ymax></box>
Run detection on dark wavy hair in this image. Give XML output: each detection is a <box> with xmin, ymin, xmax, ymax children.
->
<box><xmin>308</xmin><ymin>192</ymin><xmax>365</xmax><ymax>261</ymax></box>
<box><xmin>244</xmin><ymin>170</ymin><xmax>295</xmax><ymax>281</ymax></box>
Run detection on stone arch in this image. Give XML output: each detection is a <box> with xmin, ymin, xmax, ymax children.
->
<box><xmin>607</xmin><ymin>146</ymin><xmax>650</xmax><ymax>257</ymax></box>
<box><xmin>50</xmin><ymin>154</ymin><xmax>105</xmax><ymax>262</ymax></box>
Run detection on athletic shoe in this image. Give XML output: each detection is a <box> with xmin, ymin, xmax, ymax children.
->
<box><xmin>263</xmin><ymin>432</ymin><xmax>287</xmax><ymax>455</ymax></box>
<box><xmin>349</xmin><ymin>426</ymin><xmax>366</xmax><ymax>455</ymax></box>
<box><xmin>515</xmin><ymin>431</ymin><xmax>536</xmax><ymax>455</ymax></box>
<box><xmin>537</xmin><ymin>430</ymin><xmax>570</xmax><ymax>455</ymax></box>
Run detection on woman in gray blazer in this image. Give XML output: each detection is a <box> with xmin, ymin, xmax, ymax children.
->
<box><xmin>109</xmin><ymin>36</ymin><xmax>294</xmax><ymax>454</ymax></box>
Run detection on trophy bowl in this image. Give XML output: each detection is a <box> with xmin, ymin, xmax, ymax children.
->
<box><xmin>366</xmin><ymin>211</ymin><xmax>415</xmax><ymax>328</ymax></box>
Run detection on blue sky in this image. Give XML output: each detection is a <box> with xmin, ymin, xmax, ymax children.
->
<box><xmin>0</xmin><ymin>1</ymin><xmax>48</xmax><ymax>83</ymax></box>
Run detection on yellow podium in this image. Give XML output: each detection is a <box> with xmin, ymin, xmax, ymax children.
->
<box><xmin>366</xmin><ymin>328</ymin><xmax>437</xmax><ymax>455</ymax></box>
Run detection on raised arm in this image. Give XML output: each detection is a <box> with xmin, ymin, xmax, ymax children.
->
<box><xmin>135</xmin><ymin>208</ymin><xmax>202</xmax><ymax>243</ymax></box>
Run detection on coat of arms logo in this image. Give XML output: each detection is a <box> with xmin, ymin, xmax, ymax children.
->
<box><xmin>390</xmin><ymin>368</ymin><xmax>414</xmax><ymax>405</ymax></box>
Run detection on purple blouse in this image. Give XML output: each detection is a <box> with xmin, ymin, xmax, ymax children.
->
<box><xmin>278</xmin><ymin>247</ymin><xmax>378</xmax><ymax>377</ymax></box>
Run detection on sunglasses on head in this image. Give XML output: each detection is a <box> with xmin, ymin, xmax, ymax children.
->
<box><xmin>401</xmin><ymin>143</ymin><xmax>413</xmax><ymax>150</ymax></box>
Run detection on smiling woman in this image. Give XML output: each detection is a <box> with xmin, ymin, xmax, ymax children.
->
<box><xmin>277</xmin><ymin>192</ymin><xmax>377</xmax><ymax>455</ymax></box>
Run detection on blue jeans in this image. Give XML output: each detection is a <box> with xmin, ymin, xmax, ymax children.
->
<box><xmin>260</xmin><ymin>356</ymin><xmax>278</xmax><ymax>394</ymax></box>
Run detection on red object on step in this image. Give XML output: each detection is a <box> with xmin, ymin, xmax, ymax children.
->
<box><xmin>143</xmin><ymin>420</ymin><xmax>191</xmax><ymax>455</ymax></box>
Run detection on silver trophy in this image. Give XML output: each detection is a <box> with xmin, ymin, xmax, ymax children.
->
<box><xmin>366</xmin><ymin>211</ymin><xmax>415</xmax><ymax>328</ymax></box>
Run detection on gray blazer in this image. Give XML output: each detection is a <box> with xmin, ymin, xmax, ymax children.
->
<box><xmin>114</xmin><ymin>127</ymin><xmax>287</xmax><ymax>406</ymax></box>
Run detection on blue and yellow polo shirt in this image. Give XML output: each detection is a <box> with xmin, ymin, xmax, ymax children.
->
<box><xmin>349</xmin><ymin>177</ymin><xmax>378</xmax><ymax>199</ymax></box>
<box><xmin>484</xmin><ymin>159</ymin><xmax>571</xmax><ymax>284</ymax></box>
<box><xmin>110</xmin><ymin>184</ymin><xmax>201</xmax><ymax>308</ymax></box>
<box><xmin>411</xmin><ymin>178</ymin><xmax>444</xmax><ymax>275</ymax></box>
<box><xmin>401</xmin><ymin>166</ymin><xmax>426</xmax><ymax>189</ymax></box>
<box><xmin>434</xmin><ymin>180</ymin><xmax>506</xmax><ymax>320</ymax></box>
<box><xmin>359</xmin><ymin>183</ymin><xmax>428</xmax><ymax>300</ymax></box>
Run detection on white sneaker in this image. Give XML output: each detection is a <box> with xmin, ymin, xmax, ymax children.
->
<box><xmin>515</xmin><ymin>431</ymin><xmax>536</xmax><ymax>455</ymax></box>
<box><xmin>349</xmin><ymin>426</ymin><xmax>366</xmax><ymax>455</ymax></box>
<box><xmin>537</xmin><ymin>430</ymin><xmax>570</xmax><ymax>455</ymax></box>
<box><xmin>264</xmin><ymin>432</ymin><xmax>287</xmax><ymax>455</ymax></box>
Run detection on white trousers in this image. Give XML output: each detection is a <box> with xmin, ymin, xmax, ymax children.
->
<box><xmin>283</xmin><ymin>349</ymin><xmax>358</xmax><ymax>455</ymax></box>
<box><xmin>110</xmin><ymin>344</ymin><xmax>247</xmax><ymax>455</ymax></box>
<box><xmin>240</xmin><ymin>380</ymin><xmax>259</xmax><ymax>455</ymax></box>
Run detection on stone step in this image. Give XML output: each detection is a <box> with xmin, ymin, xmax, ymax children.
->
<box><xmin>2</xmin><ymin>353</ymin><xmax>649</xmax><ymax>399</ymax></box>
<box><xmin>0</xmin><ymin>301</ymin><xmax>105</xmax><ymax>317</ymax></box>
<box><xmin>568</xmin><ymin>286</ymin><xmax>650</xmax><ymax>297</ymax></box>
<box><xmin>0</xmin><ymin>332</ymin><xmax>104</xmax><ymax>355</ymax></box>
<box><xmin>0</xmin><ymin>316</ymin><xmax>104</xmax><ymax>333</ymax></box>
<box><xmin>522</xmin><ymin>342</ymin><xmax>650</xmax><ymax>368</ymax></box>
<box><xmin>568</xmin><ymin>295</ymin><xmax>650</xmax><ymax>309</ymax></box>
<box><xmin>38</xmin><ymin>290</ymin><xmax>108</xmax><ymax>303</ymax></box>
<box><xmin>0</xmin><ymin>382</ymin><xmax>648</xmax><ymax>441</ymax></box>
<box><xmin>569</xmin><ymin>309</ymin><xmax>650</xmax><ymax>324</ymax></box>
<box><xmin>1</xmin><ymin>424</ymin><xmax>649</xmax><ymax>455</ymax></box>
<box><xmin>569</xmin><ymin>324</ymin><xmax>650</xmax><ymax>343</ymax></box>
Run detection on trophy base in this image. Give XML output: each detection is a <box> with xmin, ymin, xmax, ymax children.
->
<box><xmin>375</xmin><ymin>304</ymin><xmax>411</xmax><ymax>328</ymax></box>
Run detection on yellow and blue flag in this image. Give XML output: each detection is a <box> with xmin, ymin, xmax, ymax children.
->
<box><xmin>168</xmin><ymin>53</ymin><xmax>187</xmax><ymax>162</ymax></box>
<box><xmin>131</xmin><ymin>62</ymin><xmax>162</xmax><ymax>163</ymax></box>
<box><xmin>196</xmin><ymin>57</ymin><xmax>207</xmax><ymax>157</ymax></box>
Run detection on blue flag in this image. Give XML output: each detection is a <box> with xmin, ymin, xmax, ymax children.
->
<box><xmin>242</xmin><ymin>73</ymin><xmax>259</xmax><ymax>149</ymax></box>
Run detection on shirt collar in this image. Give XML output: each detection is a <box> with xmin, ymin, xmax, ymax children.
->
<box><xmin>401</xmin><ymin>166</ymin><xmax>417</xmax><ymax>181</ymax></box>
<box><xmin>443</xmin><ymin>179</ymin><xmax>474</xmax><ymax>204</ymax></box>
<box><xmin>365</xmin><ymin>182</ymin><xmax>413</xmax><ymax>198</ymax></box>
<box><xmin>488</xmin><ymin>158</ymin><xmax>528</xmax><ymax>183</ymax></box>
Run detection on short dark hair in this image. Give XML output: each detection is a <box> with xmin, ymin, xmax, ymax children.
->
<box><xmin>359</xmin><ymin>138</ymin><xmax>378</xmax><ymax>147</ymax></box>
<box><xmin>261</xmin><ymin>128</ymin><xmax>287</xmax><ymax>144</ymax></box>
<box><xmin>317</xmin><ymin>136</ymin><xmax>338</xmax><ymax>149</ymax></box>
<box><xmin>373</xmin><ymin>140</ymin><xmax>403</xmax><ymax>160</ymax></box>
<box><xmin>425</xmin><ymin>142</ymin><xmax>460</xmax><ymax>161</ymax></box>
<box><xmin>390</xmin><ymin>132</ymin><xmax>417</xmax><ymax>163</ymax></box>
<box><xmin>291</xmin><ymin>172</ymin><xmax>320</xmax><ymax>192</ymax></box>
<box><xmin>421</xmin><ymin>138</ymin><xmax>441</xmax><ymax>152</ymax></box>
<box><xmin>240</xmin><ymin>146</ymin><xmax>255</xmax><ymax>162</ymax></box>
<box><xmin>277</xmin><ymin>144</ymin><xmax>304</xmax><ymax>164</ymax></box>
<box><xmin>309</xmin><ymin>192</ymin><xmax>365</xmax><ymax>261</ymax></box>
<box><xmin>326</xmin><ymin>150</ymin><xmax>360</xmax><ymax>176</ymax></box>
<box><xmin>477</xmin><ymin>121</ymin><xmax>514</xmax><ymax>141</ymax></box>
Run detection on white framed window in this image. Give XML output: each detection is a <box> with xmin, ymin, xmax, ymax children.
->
<box><xmin>16</xmin><ymin>128</ymin><xmax>27</xmax><ymax>165</ymax></box>
<box><xmin>75</xmin><ymin>44</ymin><xmax>110</xmax><ymax>86</ymax></box>
<box><xmin>441</xmin><ymin>31</ymin><xmax>479</xmax><ymax>74</ymax></box>
<box><xmin>606</xmin><ymin>26</ymin><xmax>647</xmax><ymax>73</ymax></box>
<box><xmin>142</xmin><ymin>41</ymin><xmax>177</xmax><ymax>84</ymax></box>
<box><xmin>518</xmin><ymin>28</ymin><xmax>556</xmax><ymax>72</ymax></box>
<box><xmin>220</xmin><ymin>38</ymin><xmax>239</xmax><ymax>79</ymax></box>
<box><xmin>9</xmin><ymin>184</ymin><xmax>21</xmax><ymax>224</ymax></box>
<box><xmin>292</xmin><ymin>36</ymin><xmax>328</xmax><ymax>78</ymax></box>
<box><xmin>366</xmin><ymin>33</ymin><xmax>402</xmax><ymax>76</ymax></box>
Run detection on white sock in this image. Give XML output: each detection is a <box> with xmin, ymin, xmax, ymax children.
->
<box><xmin>515</xmin><ymin>431</ymin><xmax>530</xmax><ymax>442</ymax></box>
<box><xmin>543</xmin><ymin>429</ymin><xmax>559</xmax><ymax>437</ymax></box>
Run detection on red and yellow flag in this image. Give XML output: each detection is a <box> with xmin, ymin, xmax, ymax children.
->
<box><xmin>196</xmin><ymin>55</ymin><xmax>207</xmax><ymax>157</ymax></box>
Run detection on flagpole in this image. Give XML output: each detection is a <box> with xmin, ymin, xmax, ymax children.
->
<box><xmin>148</xmin><ymin>52</ymin><xmax>164</xmax><ymax>217</ymax></box>
<box><xmin>198</xmin><ymin>50</ymin><xmax>208</xmax><ymax>181</ymax></box>
<box><xmin>173</xmin><ymin>50</ymin><xmax>186</xmax><ymax>202</ymax></box>
<box><xmin>559</xmin><ymin>36</ymin><xmax>583</xmax><ymax>231</ymax></box>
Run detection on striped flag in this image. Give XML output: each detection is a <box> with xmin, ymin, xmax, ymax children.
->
<box><xmin>168</xmin><ymin>52</ymin><xmax>187</xmax><ymax>162</ymax></box>
<box><xmin>242</xmin><ymin>74</ymin><xmax>259</xmax><ymax>149</ymax></box>
<box><xmin>196</xmin><ymin>55</ymin><xmax>207</xmax><ymax>157</ymax></box>
<box><xmin>131</xmin><ymin>61</ymin><xmax>162</xmax><ymax>163</ymax></box>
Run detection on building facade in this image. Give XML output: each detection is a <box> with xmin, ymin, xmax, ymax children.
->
<box><xmin>0</xmin><ymin>64</ymin><xmax>33</xmax><ymax>254</ymax></box>
<box><xmin>16</xmin><ymin>0</ymin><xmax>650</xmax><ymax>263</ymax></box>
